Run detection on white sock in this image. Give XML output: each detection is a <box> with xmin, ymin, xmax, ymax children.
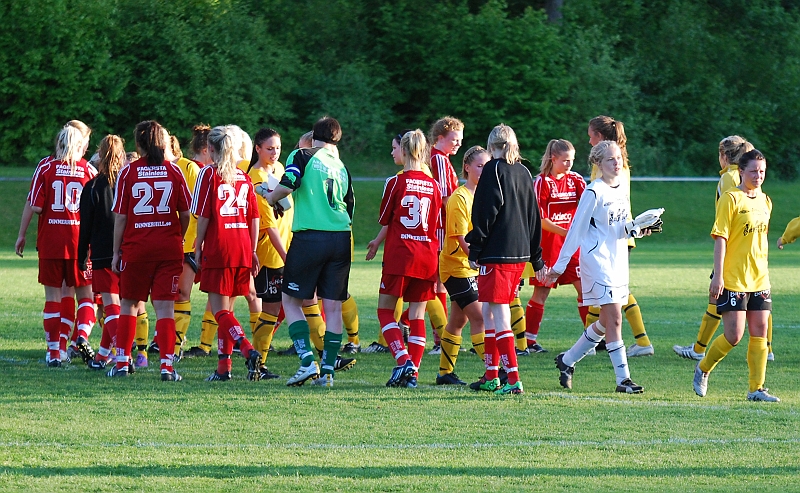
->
<box><xmin>606</xmin><ymin>339</ymin><xmax>630</xmax><ymax>385</ymax></box>
<box><xmin>563</xmin><ymin>323</ymin><xmax>605</xmax><ymax>367</ymax></box>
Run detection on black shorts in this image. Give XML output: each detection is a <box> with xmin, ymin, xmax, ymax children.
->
<box><xmin>716</xmin><ymin>289</ymin><xmax>772</xmax><ymax>313</ymax></box>
<box><xmin>254</xmin><ymin>266</ymin><xmax>283</xmax><ymax>303</ymax></box>
<box><xmin>184</xmin><ymin>252</ymin><xmax>198</xmax><ymax>273</ymax></box>
<box><xmin>283</xmin><ymin>230</ymin><xmax>351</xmax><ymax>301</ymax></box>
<box><xmin>443</xmin><ymin>276</ymin><xmax>479</xmax><ymax>309</ymax></box>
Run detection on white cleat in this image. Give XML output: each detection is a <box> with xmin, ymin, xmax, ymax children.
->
<box><xmin>673</xmin><ymin>344</ymin><xmax>704</xmax><ymax>361</ymax></box>
<box><xmin>311</xmin><ymin>373</ymin><xmax>334</xmax><ymax>387</ymax></box>
<box><xmin>627</xmin><ymin>343</ymin><xmax>654</xmax><ymax>357</ymax></box>
<box><xmin>747</xmin><ymin>388</ymin><xmax>780</xmax><ymax>402</ymax></box>
<box><xmin>693</xmin><ymin>363</ymin><xmax>708</xmax><ymax>397</ymax></box>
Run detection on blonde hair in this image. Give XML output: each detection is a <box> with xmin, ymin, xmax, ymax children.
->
<box><xmin>66</xmin><ymin>120</ymin><xmax>91</xmax><ymax>140</ymax></box>
<box><xmin>208</xmin><ymin>125</ymin><xmax>240</xmax><ymax>185</ymax></box>
<box><xmin>55</xmin><ymin>125</ymin><xmax>86</xmax><ymax>172</ymax></box>
<box><xmin>588</xmin><ymin>140</ymin><xmax>619</xmax><ymax>177</ymax></box>
<box><xmin>462</xmin><ymin>145</ymin><xmax>489</xmax><ymax>179</ymax></box>
<box><xmin>719</xmin><ymin>135</ymin><xmax>754</xmax><ymax>165</ymax></box>
<box><xmin>400</xmin><ymin>129</ymin><xmax>429</xmax><ymax>170</ymax></box>
<box><xmin>429</xmin><ymin>116</ymin><xmax>464</xmax><ymax>142</ymax></box>
<box><xmin>487</xmin><ymin>123</ymin><xmax>520</xmax><ymax>164</ymax></box>
<box><xmin>96</xmin><ymin>135</ymin><xmax>125</xmax><ymax>186</ymax></box>
<box><xmin>539</xmin><ymin>139</ymin><xmax>575</xmax><ymax>177</ymax></box>
<box><xmin>589</xmin><ymin>115</ymin><xmax>628</xmax><ymax>168</ymax></box>
<box><xmin>169</xmin><ymin>135</ymin><xmax>183</xmax><ymax>160</ymax></box>
<box><xmin>296</xmin><ymin>131</ymin><xmax>313</xmax><ymax>149</ymax></box>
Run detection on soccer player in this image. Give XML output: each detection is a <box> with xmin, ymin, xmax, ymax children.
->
<box><xmin>552</xmin><ymin>141</ymin><xmax>662</xmax><ymax>394</ymax></box>
<box><xmin>466</xmin><ymin>124</ymin><xmax>545</xmax><ymax>395</ymax></box>
<box><xmin>111</xmin><ymin>120</ymin><xmax>191</xmax><ymax>381</ymax></box>
<box><xmin>672</xmin><ymin>136</ymin><xmax>766</xmax><ymax>360</ymax></box>
<box><xmin>193</xmin><ymin>125</ymin><xmax>262</xmax><ymax>382</ymax></box>
<box><xmin>265</xmin><ymin>116</ymin><xmax>355</xmax><ymax>388</ymax></box>
<box><xmin>692</xmin><ymin>150</ymin><xmax>777</xmax><ymax>402</ymax></box>
<box><xmin>523</xmin><ymin>139</ymin><xmax>587</xmax><ymax>354</ymax></box>
<box><xmin>370</xmin><ymin>129</ymin><xmax>441</xmax><ymax>388</ymax></box>
<box><xmin>78</xmin><ymin>135</ymin><xmax>126</xmax><ymax>369</ymax></box>
<box><xmin>586</xmin><ymin>116</ymin><xmax>653</xmax><ymax>357</ymax></box>
<box><xmin>436</xmin><ymin>145</ymin><xmax>489</xmax><ymax>385</ymax></box>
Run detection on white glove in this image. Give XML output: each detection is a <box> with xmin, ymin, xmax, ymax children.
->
<box><xmin>254</xmin><ymin>183</ymin><xmax>270</xmax><ymax>198</ymax></box>
<box><xmin>626</xmin><ymin>208</ymin><xmax>665</xmax><ymax>238</ymax></box>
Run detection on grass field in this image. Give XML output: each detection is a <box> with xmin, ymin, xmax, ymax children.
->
<box><xmin>1</xmin><ymin>173</ymin><xmax>800</xmax><ymax>492</ymax></box>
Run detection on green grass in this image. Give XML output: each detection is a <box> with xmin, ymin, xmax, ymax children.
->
<box><xmin>2</xmin><ymin>177</ymin><xmax>800</xmax><ymax>492</ymax></box>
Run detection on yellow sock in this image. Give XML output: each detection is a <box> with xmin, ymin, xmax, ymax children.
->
<box><xmin>470</xmin><ymin>332</ymin><xmax>485</xmax><ymax>360</ymax></box>
<box><xmin>623</xmin><ymin>293</ymin><xmax>650</xmax><ymax>347</ymax></box>
<box><xmin>426</xmin><ymin>298</ymin><xmax>446</xmax><ymax>339</ymax></box>
<box><xmin>747</xmin><ymin>336</ymin><xmax>768</xmax><ymax>392</ymax></box>
<box><xmin>136</xmin><ymin>312</ymin><xmax>149</xmax><ymax>355</ymax></box>
<box><xmin>342</xmin><ymin>295</ymin><xmax>360</xmax><ymax>345</ymax></box>
<box><xmin>438</xmin><ymin>331</ymin><xmax>462</xmax><ymax>375</ymax></box>
<box><xmin>767</xmin><ymin>313</ymin><xmax>773</xmax><ymax>355</ymax></box>
<box><xmin>585</xmin><ymin>306</ymin><xmax>600</xmax><ymax>328</ymax></box>
<box><xmin>694</xmin><ymin>303</ymin><xmax>721</xmax><ymax>354</ymax></box>
<box><xmin>248</xmin><ymin>311</ymin><xmax>260</xmax><ymax>337</ymax></box>
<box><xmin>510</xmin><ymin>296</ymin><xmax>527</xmax><ymax>350</ymax></box>
<box><xmin>200</xmin><ymin>310</ymin><xmax>217</xmax><ymax>353</ymax></box>
<box><xmin>253</xmin><ymin>312</ymin><xmax>278</xmax><ymax>364</ymax></box>
<box><xmin>174</xmin><ymin>300</ymin><xmax>191</xmax><ymax>355</ymax></box>
<box><xmin>699</xmin><ymin>334</ymin><xmax>735</xmax><ymax>373</ymax></box>
<box><xmin>303</xmin><ymin>304</ymin><xmax>326</xmax><ymax>352</ymax></box>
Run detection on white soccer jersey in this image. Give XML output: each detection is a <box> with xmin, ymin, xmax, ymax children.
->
<box><xmin>553</xmin><ymin>179</ymin><xmax>630</xmax><ymax>296</ymax></box>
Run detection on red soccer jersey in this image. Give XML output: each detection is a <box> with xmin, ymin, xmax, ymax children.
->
<box><xmin>191</xmin><ymin>166</ymin><xmax>259</xmax><ymax>269</ymax></box>
<box><xmin>533</xmin><ymin>171</ymin><xmax>586</xmax><ymax>266</ymax></box>
<box><xmin>378</xmin><ymin>170</ymin><xmax>442</xmax><ymax>280</ymax></box>
<box><xmin>112</xmin><ymin>158</ymin><xmax>191</xmax><ymax>262</ymax></box>
<box><xmin>30</xmin><ymin>158</ymin><xmax>96</xmax><ymax>259</ymax></box>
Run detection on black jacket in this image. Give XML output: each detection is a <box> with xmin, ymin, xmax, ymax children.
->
<box><xmin>77</xmin><ymin>175</ymin><xmax>115</xmax><ymax>270</ymax></box>
<box><xmin>466</xmin><ymin>158</ymin><xmax>544</xmax><ymax>269</ymax></box>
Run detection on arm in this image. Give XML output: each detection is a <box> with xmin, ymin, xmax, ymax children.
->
<box><xmin>542</xmin><ymin>218</ymin><xmax>568</xmax><ymax>236</ymax></box>
<box><xmin>366</xmin><ymin>225</ymin><xmax>388</xmax><ymax>261</ymax></box>
<box><xmin>777</xmin><ymin>216</ymin><xmax>800</xmax><ymax>249</ymax></box>
<box><xmin>194</xmin><ymin>216</ymin><xmax>209</xmax><ymax>271</ymax></box>
<box><xmin>15</xmin><ymin>201</ymin><xmax>35</xmax><ymax>257</ymax></box>
<box><xmin>547</xmin><ymin>189</ymin><xmax>596</xmax><ymax>282</ymax></box>
<box><xmin>111</xmin><ymin>213</ymin><xmax>127</xmax><ymax>274</ymax></box>
<box><xmin>266</xmin><ymin>184</ymin><xmax>293</xmax><ymax>207</ymax></box>
<box><xmin>178</xmin><ymin>210</ymin><xmax>190</xmax><ymax>240</ymax></box>
<box><xmin>77</xmin><ymin>186</ymin><xmax>94</xmax><ymax>270</ymax></box>
<box><xmin>710</xmin><ymin>236</ymin><xmax>727</xmax><ymax>298</ymax></box>
<box><xmin>266</xmin><ymin>227</ymin><xmax>287</xmax><ymax>262</ymax></box>
<box><xmin>250</xmin><ymin>218</ymin><xmax>260</xmax><ymax>277</ymax></box>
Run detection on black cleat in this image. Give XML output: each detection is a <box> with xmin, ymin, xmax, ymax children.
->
<box><xmin>183</xmin><ymin>346</ymin><xmax>211</xmax><ymax>358</ymax></box>
<box><xmin>555</xmin><ymin>353</ymin><xmax>574</xmax><ymax>389</ymax></box>
<box><xmin>258</xmin><ymin>366</ymin><xmax>280</xmax><ymax>380</ymax></box>
<box><xmin>75</xmin><ymin>336</ymin><xmax>96</xmax><ymax>363</ymax></box>
<box><xmin>161</xmin><ymin>370</ymin><xmax>182</xmax><ymax>382</ymax></box>
<box><xmin>246</xmin><ymin>350</ymin><xmax>261</xmax><ymax>381</ymax></box>
<box><xmin>334</xmin><ymin>355</ymin><xmax>356</xmax><ymax>372</ymax></box>
<box><xmin>206</xmin><ymin>371</ymin><xmax>232</xmax><ymax>381</ymax></box>
<box><xmin>436</xmin><ymin>372</ymin><xmax>466</xmax><ymax>385</ymax></box>
<box><xmin>147</xmin><ymin>340</ymin><xmax>159</xmax><ymax>354</ymax></box>
<box><xmin>87</xmin><ymin>358</ymin><xmax>108</xmax><ymax>370</ymax></box>
<box><xmin>277</xmin><ymin>345</ymin><xmax>297</xmax><ymax>356</ymax></box>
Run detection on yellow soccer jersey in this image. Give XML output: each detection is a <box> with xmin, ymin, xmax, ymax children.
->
<box><xmin>711</xmin><ymin>188</ymin><xmax>771</xmax><ymax>292</ymax></box>
<box><xmin>237</xmin><ymin>159</ymin><xmax>250</xmax><ymax>173</ymax></box>
<box><xmin>439</xmin><ymin>185</ymin><xmax>478</xmax><ymax>281</ymax></box>
<box><xmin>780</xmin><ymin>216</ymin><xmax>800</xmax><ymax>245</ymax></box>
<box><xmin>717</xmin><ymin>164</ymin><xmax>740</xmax><ymax>202</ymax></box>
<box><xmin>176</xmin><ymin>157</ymin><xmax>201</xmax><ymax>254</ymax></box>
<box><xmin>249</xmin><ymin>164</ymin><xmax>293</xmax><ymax>269</ymax></box>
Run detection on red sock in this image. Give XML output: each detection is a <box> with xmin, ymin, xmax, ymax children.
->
<box><xmin>76</xmin><ymin>297</ymin><xmax>95</xmax><ymax>339</ymax></box>
<box><xmin>407</xmin><ymin>318</ymin><xmax>426</xmax><ymax>369</ymax></box>
<box><xmin>525</xmin><ymin>300</ymin><xmax>544</xmax><ymax>344</ymax></box>
<box><xmin>484</xmin><ymin>327</ymin><xmax>499</xmax><ymax>380</ymax></box>
<box><xmin>400</xmin><ymin>308</ymin><xmax>410</xmax><ymax>328</ymax></box>
<box><xmin>577</xmin><ymin>298</ymin><xmax>589</xmax><ymax>326</ymax></box>
<box><xmin>275</xmin><ymin>306</ymin><xmax>285</xmax><ymax>333</ymax></box>
<box><xmin>217</xmin><ymin>355</ymin><xmax>233</xmax><ymax>374</ymax></box>
<box><xmin>60</xmin><ymin>296</ymin><xmax>76</xmax><ymax>350</ymax></box>
<box><xmin>100</xmin><ymin>304</ymin><xmax>120</xmax><ymax>354</ymax></box>
<box><xmin>44</xmin><ymin>301</ymin><xmax>62</xmax><ymax>360</ymax></box>
<box><xmin>437</xmin><ymin>292</ymin><xmax>448</xmax><ymax>318</ymax></box>
<box><xmin>156</xmin><ymin>318</ymin><xmax>176</xmax><ymax>371</ymax></box>
<box><xmin>215</xmin><ymin>310</ymin><xmax>254</xmax><ymax>357</ymax></box>
<box><xmin>378</xmin><ymin>308</ymin><xmax>409</xmax><ymax>364</ymax></box>
<box><xmin>116</xmin><ymin>315</ymin><xmax>136</xmax><ymax>369</ymax></box>
<box><xmin>319</xmin><ymin>302</ymin><xmax>326</xmax><ymax>322</ymax></box>
<box><xmin>496</xmin><ymin>328</ymin><xmax>519</xmax><ymax>384</ymax></box>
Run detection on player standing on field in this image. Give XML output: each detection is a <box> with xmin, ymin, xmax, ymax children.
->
<box><xmin>111</xmin><ymin>120</ymin><xmax>191</xmax><ymax>381</ymax></box>
<box><xmin>265</xmin><ymin>116</ymin><xmax>355</xmax><ymax>388</ymax></box>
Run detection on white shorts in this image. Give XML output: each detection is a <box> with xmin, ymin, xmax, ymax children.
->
<box><xmin>581</xmin><ymin>280</ymin><xmax>628</xmax><ymax>306</ymax></box>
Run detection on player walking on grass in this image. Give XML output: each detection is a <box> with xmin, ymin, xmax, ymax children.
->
<box><xmin>111</xmin><ymin>121</ymin><xmax>191</xmax><ymax>381</ymax></box>
<box><xmin>692</xmin><ymin>149</ymin><xmax>778</xmax><ymax>402</ymax></box>
<box><xmin>193</xmin><ymin>125</ymin><xmax>262</xmax><ymax>382</ymax></box>
<box><xmin>265</xmin><ymin>117</ymin><xmax>355</xmax><ymax>388</ymax></box>
<box><xmin>435</xmin><ymin>146</ymin><xmax>489</xmax><ymax>386</ymax></box>
<box><xmin>523</xmin><ymin>139</ymin><xmax>587</xmax><ymax>354</ymax></box>
<box><xmin>466</xmin><ymin>124</ymin><xmax>545</xmax><ymax>395</ymax></box>
<box><xmin>552</xmin><ymin>141</ymin><xmax>663</xmax><ymax>394</ymax></box>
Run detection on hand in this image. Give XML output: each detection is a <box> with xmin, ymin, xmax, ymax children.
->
<box><xmin>626</xmin><ymin>208</ymin><xmax>665</xmax><ymax>237</ymax></box>
<box><xmin>251</xmin><ymin>252</ymin><xmax>260</xmax><ymax>277</ymax></box>
<box><xmin>194</xmin><ymin>249</ymin><xmax>202</xmax><ymax>271</ymax></box>
<box><xmin>273</xmin><ymin>201</ymin><xmax>285</xmax><ymax>219</ymax></box>
<box><xmin>535</xmin><ymin>266</ymin><xmax>550</xmax><ymax>285</ymax></box>
<box><xmin>545</xmin><ymin>268</ymin><xmax>562</xmax><ymax>285</ymax></box>
<box><xmin>468</xmin><ymin>260</ymin><xmax>479</xmax><ymax>270</ymax></box>
<box><xmin>777</xmin><ymin>237</ymin><xmax>785</xmax><ymax>250</ymax></box>
<box><xmin>365</xmin><ymin>239</ymin><xmax>380</xmax><ymax>261</ymax></box>
<box><xmin>14</xmin><ymin>236</ymin><xmax>25</xmax><ymax>257</ymax></box>
<box><xmin>111</xmin><ymin>252</ymin><xmax>121</xmax><ymax>274</ymax></box>
<box><xmin>709</xmin><ymin>274</ymin><xmax>724</xmax><ymax>299</ymax></box>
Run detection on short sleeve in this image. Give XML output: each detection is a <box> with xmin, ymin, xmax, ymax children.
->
<box><xmin>710</xmin><ymin>192</ymin><xmax>735</xmax><ymax>240</ymax></box>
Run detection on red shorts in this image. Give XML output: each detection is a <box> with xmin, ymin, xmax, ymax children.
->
<box><xmin>478</xmin><ymin>262</ymin><xmax>525</xmax><ymax>304</ymax></box>
<box><xmin>380</xmin><ymin>273</ymin><xmax>435</xmax><ymax>303</ymax></box>
<box><xmin>200</xmin><ymin>267</ymin><xmax>251</xmax><ymax>297</ymax></box>
<box><xmin>531</xmin><ymin>256</ymin><xmax>580</xmax><ymax>287</ymax></box>
<box><xmin>92</xmin><ymin>267</ymin><xmax>120</xmax><ymax>294</ymax></box>
<box><xmin>119</xmin><ymin>259</ymin><xmax>182</xmax><ymax>301</ymax></box>
<box><xmin>38</xmin><ymin>258</ymin><xmax>91</xmax><ymax>288</ymax></box>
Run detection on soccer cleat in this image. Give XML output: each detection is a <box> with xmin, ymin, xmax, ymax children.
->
<box><xmin>436</xmin><ymin>372</ymin><xmax>466</xmax><ymax>385</ymax></box>
<box><xmin>403</xmin><ymin>376</ymin><xmax>418</xmax><ymax>388</ymax></box>
<box><xmin>107</xmin><ymin>366</ymin><xmax>129</xmax><ymax>378</ymax></box>
<box><xmin>341</xmin><ymin>342</ymin><xmax>360</xmax><ymax>354</ymax></box>
<box><xmin>362</xmin><ymin>342</ymin><xmax>389</xmax><ymax>354</ymax></box>
<box><xmin>147</xmin><ymin>340</ymin><xmax>159</xmax><ymax>354</ymax></box>
<box><xmin>555</xmin><ymin>353</ymin><xmax>574</xmax><ymax>390</ymax></box>
<box><xmin>585</xmin><ymin>347</ymin><xmax>596</xmax><ymax>356</ymax></box>
<box><xmin>595</xmin><ymin>340</ymin><xmax>606</xmax><ymax>352</ymax></box>
<box><xmin>747</xmin><ymin>388</ymin><xmax>780</xmax><ymax>402</ymax></box>
<box><xmin>183</xmin><ymin>346</ymin><xmax>211</xmax><ymax>358</ymax></box>
<box><xmin>173</xmin><ymin>350</ymin><xmax>183</xmax><ymax>363</ymax></box>
<box><xmin>673</xmin><ymin>344</ymin><xmax>704</xmax><ymax>361</ymax></box>
<box><xmin>161</xmin><ymin>370</ymin><xmax>182</xmax><ymax>382</ymax></box>
<box><xmin>498</xmin><ymin>368</ymin><xmax>508</xmax><ymax>386</ymax></box>
<box><xmin>206</xmin><ymin>371</ymin><xmax>232</xmax><ymax>382</ymax></box>
<box><xmin>495</xmin><ymin>381</ymin><xmax>524</xmax><ymax>395</ymax></box>
<box><xmin>627</xmin><ymin>343</ymin><xmax>654</xmax><ymax>357</ymax></box>
<box><xmin>87</xmin><ymin>358</ymin><xmax>108</xmax><ymax>370</ymax></box>
<box><xmin>312</xmin><ymin>373</ymin><xmax>334</xmax><ymax>387</ymax></box>
<box><xmin>386</xmin><ymin>360</ymin><xmax>416</xmax><ymax>387</ymax></box>
<box><xmin>516</xmin><ymin>347</ymin><xmax>530</xmax><ymax>356</ymax></box>
<box><xmin>615</xmin><ymin>378</ymin><xmax>644</xmax><ymax>394</ymax></box>
<box><xmin>693</xmin><ymin>363</ymin><xmax>708</xmax><ymax>397</ymax></box>
<box><xmin>135</xmin><ymin>353</ymin><xmax>149</xmax><ymax>368</ymax></box>
<box><xmin>246</xmin><ymin>350</ymin><xmax>262</xmax><ymax>382</ymax></box>
<box><xmin>286</xmin><ymin>362</ymin><xmax>320</xmax><ymax>386</ymax></box>
<box><xmin>67</xmin><ymin>344</ymin><xmax>82</xmax><ymax>362</ymax></box>
<box><xmin>47</xmin><ymin>357</ymin><xmax>62</xmax><ymax>368</ymax></box>
<box><xmin>768</xmin><ymin>352</ymin><xmax>775</xmax><ymax>362</ymax></box>
<box><xmin>470</xmin><ymin>376</ymin><xmax>501</xmax><ymax>392</ymax></box>
<box><xmin>258</xmin><ymin>366</ymin><xmax>280</xmax><ymax>380</ymax></box>
<box><xmin>127</xmin><ymin>361</ymin><xmax>136</xmax><ymax>374</ymax></box>
<box><xmin>75</xmin><ymin>337</ymin><xmax>95</xmax><ymax>363</ymax></box>
<box><xmin>527</xmin><ymin>342</ymin><xmax>548</xmax><ymax>353</ymax></box>
<box><xmin>277</xmin><ymin>345</ymin><xmax>298</xmax><ymax>356</ymax></box>
<box><xmin>334</xmin><ymin>355</ymin><xmax>357</xmax><ymax>372</ymax></box>
<box><xmin>232</xmin><ymin>340</ymin><xmax>241</xmax><ymax>355</ymax></box>
<box><xmin>428</xmin><ymin>344</ymin><xmax>442</xmax><ymax>355</ymax></box>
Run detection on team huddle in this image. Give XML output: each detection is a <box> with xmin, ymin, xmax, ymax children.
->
<box><xmin>15</xmin><ymin>114</ymin><xmax>787</xmax><ymax>400</ymax></box>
